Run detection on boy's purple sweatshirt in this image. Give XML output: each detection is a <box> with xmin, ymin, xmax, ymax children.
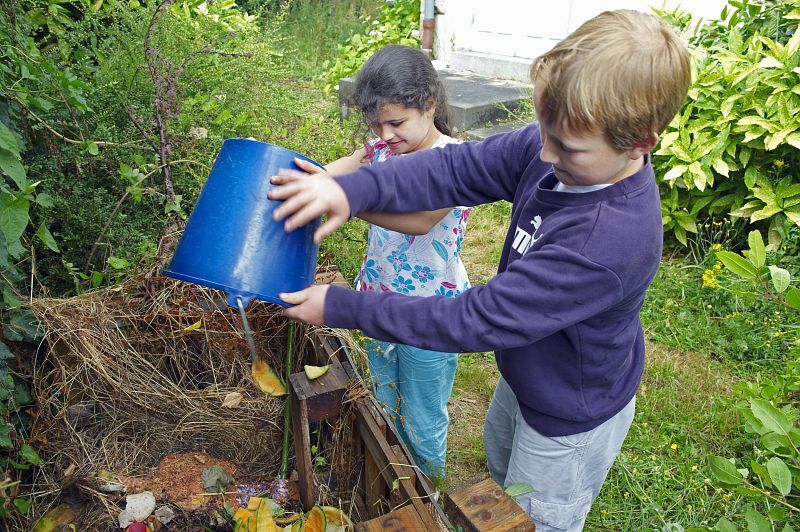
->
<box><xmin>326</xmin><ymin>124</ymin><xmax>661</xmax><ymax>436</ymax></box>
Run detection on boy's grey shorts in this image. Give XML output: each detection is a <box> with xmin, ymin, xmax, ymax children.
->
<box><xmin>484</xmin><ymin>377</ymin><xmax>635</xmax><ymax>531</ymax></box>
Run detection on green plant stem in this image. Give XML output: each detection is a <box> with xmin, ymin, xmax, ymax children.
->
<box><xmin>740</xmin><ymin>477</ymin><xmax>800</xmax><ymax>513</ymax></box>
<box><xmin>279</xmin><ymin>320</ymin><xmax>295</xmax><ymax>479</ymax></box>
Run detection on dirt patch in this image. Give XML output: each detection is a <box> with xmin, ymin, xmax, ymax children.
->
<box><xmin>119</xmin><ymin>452</ymin><xmax>240</xmax><ymax>512</ymax></box>
<box><xmin>445</xmin><ymin>356</ymin><xmax>499</xmax><ymax>490</ymax></box>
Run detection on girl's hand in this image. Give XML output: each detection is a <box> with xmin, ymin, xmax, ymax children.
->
<box><xmin>292</xmin><ymin>157</ymin><xmax>329</xmax><ymax>176</ymax></box>
<box><xmin>280</xmin><ymin>285</ymin><xmax>329</xmax><ymax>325</ymax></box>
<box><xmin>270</xmin><ymin>161</ymin><xmax>350</xmax><ymax>243</ymax></box>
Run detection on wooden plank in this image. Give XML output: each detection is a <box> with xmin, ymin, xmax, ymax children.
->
<box><xmin>363</xmin><ymin>443</ymin><xmax>385</xmax><ymax>519</ymax></box>
<box><xmin>444</xmin><ymin>475</ymin><xmax>535</xmax><ymax>531</ymax></box>
<box><xmin>289</xmin><ymin>387</ymin><xmax>315</xmax><ymax>511</ymax></box>
<box><xmin>388</xmin><ymin>443</ymin><xmax>451</xmax><ymax>529</ymax></box>
<box><xmin>355</xmin><ymin>504</ymin><xmax>430</xmax><ymax>532</ymax></box>
<box><xmin>388</xmin><ymin>445</ymin><xmax>409</xmax><ymax>509</ymax></box>
<box><xmin>355</xmin><ymin>401</ymin><xmax>441</xmax><ymax>531</ymax></box>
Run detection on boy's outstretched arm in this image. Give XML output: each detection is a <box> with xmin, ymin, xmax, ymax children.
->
<box><xmin>281</xmin><ymin>243</ymin><xmax>629</xmax><ymax>352</ymax></box>
<box><xmin>272</xmin><ymin>125</ymin><xmax>540</xmax><ymax>240</ymax></box>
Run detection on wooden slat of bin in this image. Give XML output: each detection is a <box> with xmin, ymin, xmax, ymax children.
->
<box><xmin>363</xmin><ymin>444</ymin><xmax>385</xmax><ymax>519</ymax></box>
<box><xmin>355</xmin><ymin>401</ymin><xmax>440</xmax><ymax>530</ymax></box>
<box><xmin>444</xmin><ymin>475</ymin><xmax>535</xmax><ymax>531</ymax></box>
<box><xmin>355</xmin><ymin>504</ymin><xmax>429</xmax><ymax>532</ymax></box>
<box><xmin>289</xmin><ymin>385</ymin><xmax>314</xmax><ymax>510</ymax></box>
<box><xmin>289</xmin><ymin>359</ymin><xmax>351</xmax><ymax>510</ymax></box>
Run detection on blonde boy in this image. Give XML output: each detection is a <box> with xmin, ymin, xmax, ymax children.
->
<box><xmin>269</xmin><ymin>10</ymin><xmax>691</xmax><ymax>530</ymax></box>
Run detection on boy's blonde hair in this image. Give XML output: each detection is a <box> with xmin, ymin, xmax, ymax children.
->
<box><xmin>531</xmin><ymin>10</ymin><xmax>691</xmax><ymax>151</ymax></box>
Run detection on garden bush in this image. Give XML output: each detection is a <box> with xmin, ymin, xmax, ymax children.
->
<box><xmin>320</xmin><ymin>0</ymin><xmax>420</xmax><ymax>91</ymax></box>
<box><xmin>701</xmin><ymin>231</ymin><xmax>800</xmax><ymax>530</ymax></box>
<box><xmin>654</xmin><ymin>0</ymin><xmax>800</xmax><ymax>250</ymax></box>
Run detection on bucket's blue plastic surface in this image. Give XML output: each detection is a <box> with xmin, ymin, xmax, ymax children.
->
<box><xmin>163</xmin><ymin>139</ymin><xmax>322</xmax><ymax>307</ymax></box>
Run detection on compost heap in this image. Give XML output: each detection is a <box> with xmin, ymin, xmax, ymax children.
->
<box><xmin>23</xmin><ymin>274</ymin><xmax>320</xmax><ymax>529</ymax></box>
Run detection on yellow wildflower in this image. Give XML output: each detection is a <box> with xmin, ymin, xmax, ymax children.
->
<box><xmin>670</xmin><ymin>443</ymin><xmax>677</xmax><ymax>451</ymax></box>
<box><xmin>702</xmin><ymin>269</ymin><xmax>718</xmax><ymax>289</ymax></box>
<box><xmin>774</xmin><ymin>159</ymin><xmax>785</xmax><ymax>168</ymax></box>
<box><xmin>710</xmin><ymin>243</ymin><xmax>723</xmax><ymax>251</ymax></box>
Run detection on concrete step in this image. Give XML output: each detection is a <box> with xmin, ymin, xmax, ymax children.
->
<box><xmin>463</xmin><ymin>120</ymin><xmax>532</xmax><ymax>141</ymax></box>
<box><xmin>448</xmin><ymin>51</ymin><xmax>534</xmax><ymax>84</ymax></box>
<box><xmin>338</xmin><ymin>69</ymin><xmax>530</xmax><ymax>135</ymax></box>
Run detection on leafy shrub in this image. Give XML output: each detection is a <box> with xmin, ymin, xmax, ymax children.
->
<box><xmin>654</xmin><ymin>1</ymin><xmax>800</xmax><ymax>249</ymax></box>
<box><xmin>703</xmin><ymin>231</ymin><xmax>800</xmax><ymax>529</ymax></box>
<box><xmin>320</xmin><ymin>0</ymin><xmax>420</xmax><ymax>91</ymax></box>
<box><xmin>274</xmin><ymin>0</ymin><xmax>380</xmax><ymax>79</ymax></box>
<box><xmin>0</xmin><ymin>312</ymin><xmax>42</xmax><ymax>523</ymax></box>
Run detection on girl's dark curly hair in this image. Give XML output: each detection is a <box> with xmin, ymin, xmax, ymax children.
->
<box><xmin>352</xmin><ymin>45</ymin><xmax>451</xmax><ymax>136</ymax></box>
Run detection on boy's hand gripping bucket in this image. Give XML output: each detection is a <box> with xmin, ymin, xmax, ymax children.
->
<box><xmin>163</xmin><ymin>139</ymin><xmax>322</xmax><ymax>307</ymax></box>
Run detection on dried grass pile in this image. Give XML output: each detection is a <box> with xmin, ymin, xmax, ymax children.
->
<box><xmin>25</xmin><ymin>274</ymin><xmax>312</xmax><ymax>527</ymax></box>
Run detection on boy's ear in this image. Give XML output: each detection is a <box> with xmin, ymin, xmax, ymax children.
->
<box><xmin>627</xmin><ymin>132</ymin><xmax>658</xmax><ymax>159</ymax></box>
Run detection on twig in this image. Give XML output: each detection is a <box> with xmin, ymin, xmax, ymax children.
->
<box><xmin>123</xmin><ymin>105</ymin><xmax>160</xmax><ymax>154</ymax></box>
<box><xmin>12</xmin><ymin>96</ymin><xmax>144</xmax><ymax>148</ymax></box>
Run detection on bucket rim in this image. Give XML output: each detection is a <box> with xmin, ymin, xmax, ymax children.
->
<box><xmin>162</xmin><ymin>268</ymin><xmax>292</xmax><ymax>308</ymax></box>
<box><xmin>222</xmin><ymin>138</ymin><xmax>322</xmax><ymax>168</ymax></box>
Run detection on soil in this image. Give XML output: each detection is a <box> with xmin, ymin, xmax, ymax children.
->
<box><xmin>119</xmin><ymin>452</ymin><xmax>240</xmax><ymax>512</ymax></box>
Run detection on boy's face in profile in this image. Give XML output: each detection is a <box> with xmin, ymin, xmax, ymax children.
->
<box><xmin>533</xmin><ymin>83</ymin><xmax>650</xmax><ymax>187</ymax></box>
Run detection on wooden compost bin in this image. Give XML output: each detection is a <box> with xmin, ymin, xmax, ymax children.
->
<box><xmin>25</xmin><ymin>265</ymin><xmax>532</xmax><ymax>530</ymax></box>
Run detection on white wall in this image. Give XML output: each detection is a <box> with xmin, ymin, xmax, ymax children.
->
<box><xmin>427</xmin><ymin>0</ymin><xmax>728</xmax><ymax>80</ymax></box>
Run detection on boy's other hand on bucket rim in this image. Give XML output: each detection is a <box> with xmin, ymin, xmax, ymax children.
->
<box><xmin>269</xmin><ymin>160</ymin><xmax>350</xmax><ymax>243</ymax></box>
<box><xmin>280</xmin><ymin>285</ymin><xmax>329</xmax><ymax>325</ymax></box>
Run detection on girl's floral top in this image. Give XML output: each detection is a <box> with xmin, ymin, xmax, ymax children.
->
<box><xmin>355</xmin><ymin>135</ymin><xmax>471</xmax><ymax>298</ymax></box>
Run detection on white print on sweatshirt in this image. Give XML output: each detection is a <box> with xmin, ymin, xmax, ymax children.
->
<box><xmin>512</xmin><ymin>215</ymin><xmax>542</xmax><ymax>255</ymax></box>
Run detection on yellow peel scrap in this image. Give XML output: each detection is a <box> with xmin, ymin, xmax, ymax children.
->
<box><xmin>251</xmin><ymin>358</ymin><xmax>287</xmax><ymax>396</ymax></box>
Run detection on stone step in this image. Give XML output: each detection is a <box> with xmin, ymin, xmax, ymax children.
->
<box><xmin>338</xmin><ymin>69</ymin><xmax>530</xmax><ymax>135</ymax></box>
<box><xmin>448</xmin><ymin>51</ymin><xmax>534</xmax><ymax>84</ymax></box>
<box><xmin>463</xmin><ymin>120</ymin><xmax>532</xmax><ymax>141</ymax></box>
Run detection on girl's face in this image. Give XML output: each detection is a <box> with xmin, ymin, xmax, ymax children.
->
<box><xmin>369</xmin><ymin>102</ymin><xmax>440</xmax><ymax>154</ymax></box>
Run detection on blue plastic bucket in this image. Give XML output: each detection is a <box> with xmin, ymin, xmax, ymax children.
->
<box><xmin>163</xmin><ymin>139</ymin><xmax>322</xmax><ymax>307</ymax></box>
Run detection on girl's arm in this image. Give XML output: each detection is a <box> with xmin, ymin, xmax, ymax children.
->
<box><xmin>294</xmin><ymin>156</ymin><xmax>452</xmax><ymax>235</ymax></box>
<box><xmin>359</xmin><ymin>209</ymin><xmax>450</xmax><ymax>235</ymax></box>
<box><xmin>323</xmin><ymin>148</ymin><xmax>369</xmax><ymax>176</ymax></box>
